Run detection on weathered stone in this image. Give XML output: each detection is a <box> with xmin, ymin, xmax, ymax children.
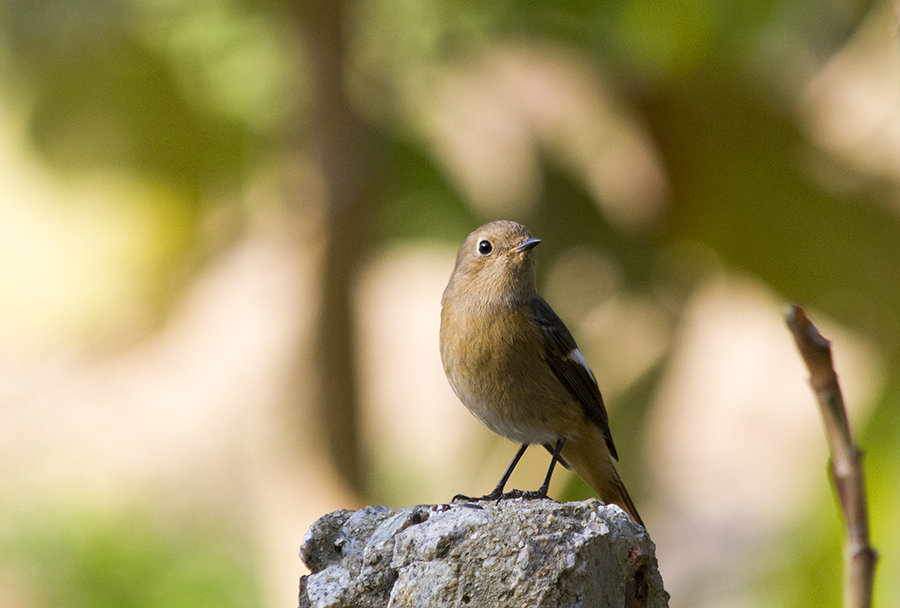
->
<box><xmin>299</xmin><ymin>499</ymin><xmax>668</xmax><ymax>608</ymax></box>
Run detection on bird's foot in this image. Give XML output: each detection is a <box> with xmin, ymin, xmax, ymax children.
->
<box><xmin>497</xmin><ymin>488</ymin><xmax>551</xmax><ymax>501</ymax></box>
<box><xmin>452</xmin><ymin>483</ymin><xmax>556</xmax><ymax>503</ymax></box>
<box><xmin>451</xmin><ymin>487</ymin><xmax>504</xmax><ymax>503</ymax></box>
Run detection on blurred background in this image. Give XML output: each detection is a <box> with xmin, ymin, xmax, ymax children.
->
<box><xmin>1</xmin><ymin>0</ymin><xmax>899</xmax><ymax>606</ymax></box>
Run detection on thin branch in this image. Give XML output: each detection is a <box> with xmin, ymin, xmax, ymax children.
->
<box><xmin>785</xmin><ymin>304</ymin><xmax>877</xmax><ymax>608</ymax></box>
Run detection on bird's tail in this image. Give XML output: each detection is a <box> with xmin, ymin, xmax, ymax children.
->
<box><xmin>561</xmin><ymin>431</ymin><xmax>644</xmax><ymax>528</ymax></box>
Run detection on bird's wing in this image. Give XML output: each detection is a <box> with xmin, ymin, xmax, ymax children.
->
<box><xmin>530</xmin><ymin>296</ymin><xmax>618</xmax><ymax>460</ymax></box>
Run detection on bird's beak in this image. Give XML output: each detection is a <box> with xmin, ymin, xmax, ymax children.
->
<box><xmin>515</xmin><ymin>237</ymin><xmax>541</xmax><ymax>253</ymax></box>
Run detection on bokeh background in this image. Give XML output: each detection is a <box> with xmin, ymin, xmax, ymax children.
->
<box><xmin>1</xmin><ymin>0</ymin><xmax>899</xmax><ymax>607</ymax></box>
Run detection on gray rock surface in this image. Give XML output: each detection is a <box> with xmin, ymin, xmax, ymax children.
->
<box><xmin>299</xmin><ymin>499</ymin><xmax>669</xmax><ymax>608</ymax></box>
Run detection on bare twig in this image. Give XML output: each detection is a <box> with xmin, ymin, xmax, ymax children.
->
<box><xmin>785</xmin><ymin>304</ymin><xmax>877</xmax><ymax>608</ymax></box>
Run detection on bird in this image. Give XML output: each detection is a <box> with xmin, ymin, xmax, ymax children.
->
<box><xmin>439</xmin><ymin>220</ymin><xmax>643</xmax><ymax>526</ymax></box>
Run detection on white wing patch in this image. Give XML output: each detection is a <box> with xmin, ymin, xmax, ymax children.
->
<box><xmin>568</xmin><ymin>348</ymin><xmax>596</xmax><ymax>384</ymax></box>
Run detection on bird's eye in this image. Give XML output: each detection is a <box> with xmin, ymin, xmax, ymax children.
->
<box><xmin>477</xmin><ymin>240</ymin><xmax>493</xmax><ymax>255</ymax></box>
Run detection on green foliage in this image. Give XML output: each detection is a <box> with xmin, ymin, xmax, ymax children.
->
<box><xmin>0</xmin><ymin>506</ymin><xmax>260</xmax><ymax>608</ymax></box>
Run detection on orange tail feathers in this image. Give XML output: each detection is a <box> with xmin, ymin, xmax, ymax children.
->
<box><xmin>561</xmin><ymin>432</ymin><xmax>644</xmax><ymax>528</ymax></box>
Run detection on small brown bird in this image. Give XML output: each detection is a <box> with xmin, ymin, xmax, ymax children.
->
<box><xmin>440</xmin><ymin>220</ymin><xmax>643</xmax><ymax>526</ymax></box>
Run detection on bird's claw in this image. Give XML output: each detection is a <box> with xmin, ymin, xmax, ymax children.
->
<box><xmin>451</xmin><ymin>487</ymin><xmax>551</xmax><ymax>503</ymax></box>
<box><xmin>498</xmin><ymin>488</ymin><xmax>550</xmax><ymax>501</ymax></box>
<box><xmin>451</xmin><ymin>488</ymin><xmax>503</xmax><ymax>503</ymax></box>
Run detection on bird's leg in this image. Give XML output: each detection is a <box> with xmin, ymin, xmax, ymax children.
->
<box><xmin>509</xmin><ymin>438</ymin><xmax>565</xmax><ymax>500</ymax></box>
<box><xmin>452</xmin><ymin>443</ymin><xmax>529</xmax><ymax>502</ymax></box>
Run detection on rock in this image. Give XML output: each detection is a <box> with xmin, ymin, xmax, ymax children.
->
<box><xmin>299</xmin><ymin>499</ymin><xmax>669</xmax><ymax>608</ymax></box>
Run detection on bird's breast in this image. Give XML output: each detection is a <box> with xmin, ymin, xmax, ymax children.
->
<box><xmin>439</xmin><ymin>303</ymin><xmax>580</xmax><ymax>443</ymax></box>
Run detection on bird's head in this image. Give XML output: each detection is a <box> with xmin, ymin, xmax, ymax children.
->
<box><xmin>445</xmin><ymin>220</ymin><xmax>541</xmax><ymax>308</ymax></box>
